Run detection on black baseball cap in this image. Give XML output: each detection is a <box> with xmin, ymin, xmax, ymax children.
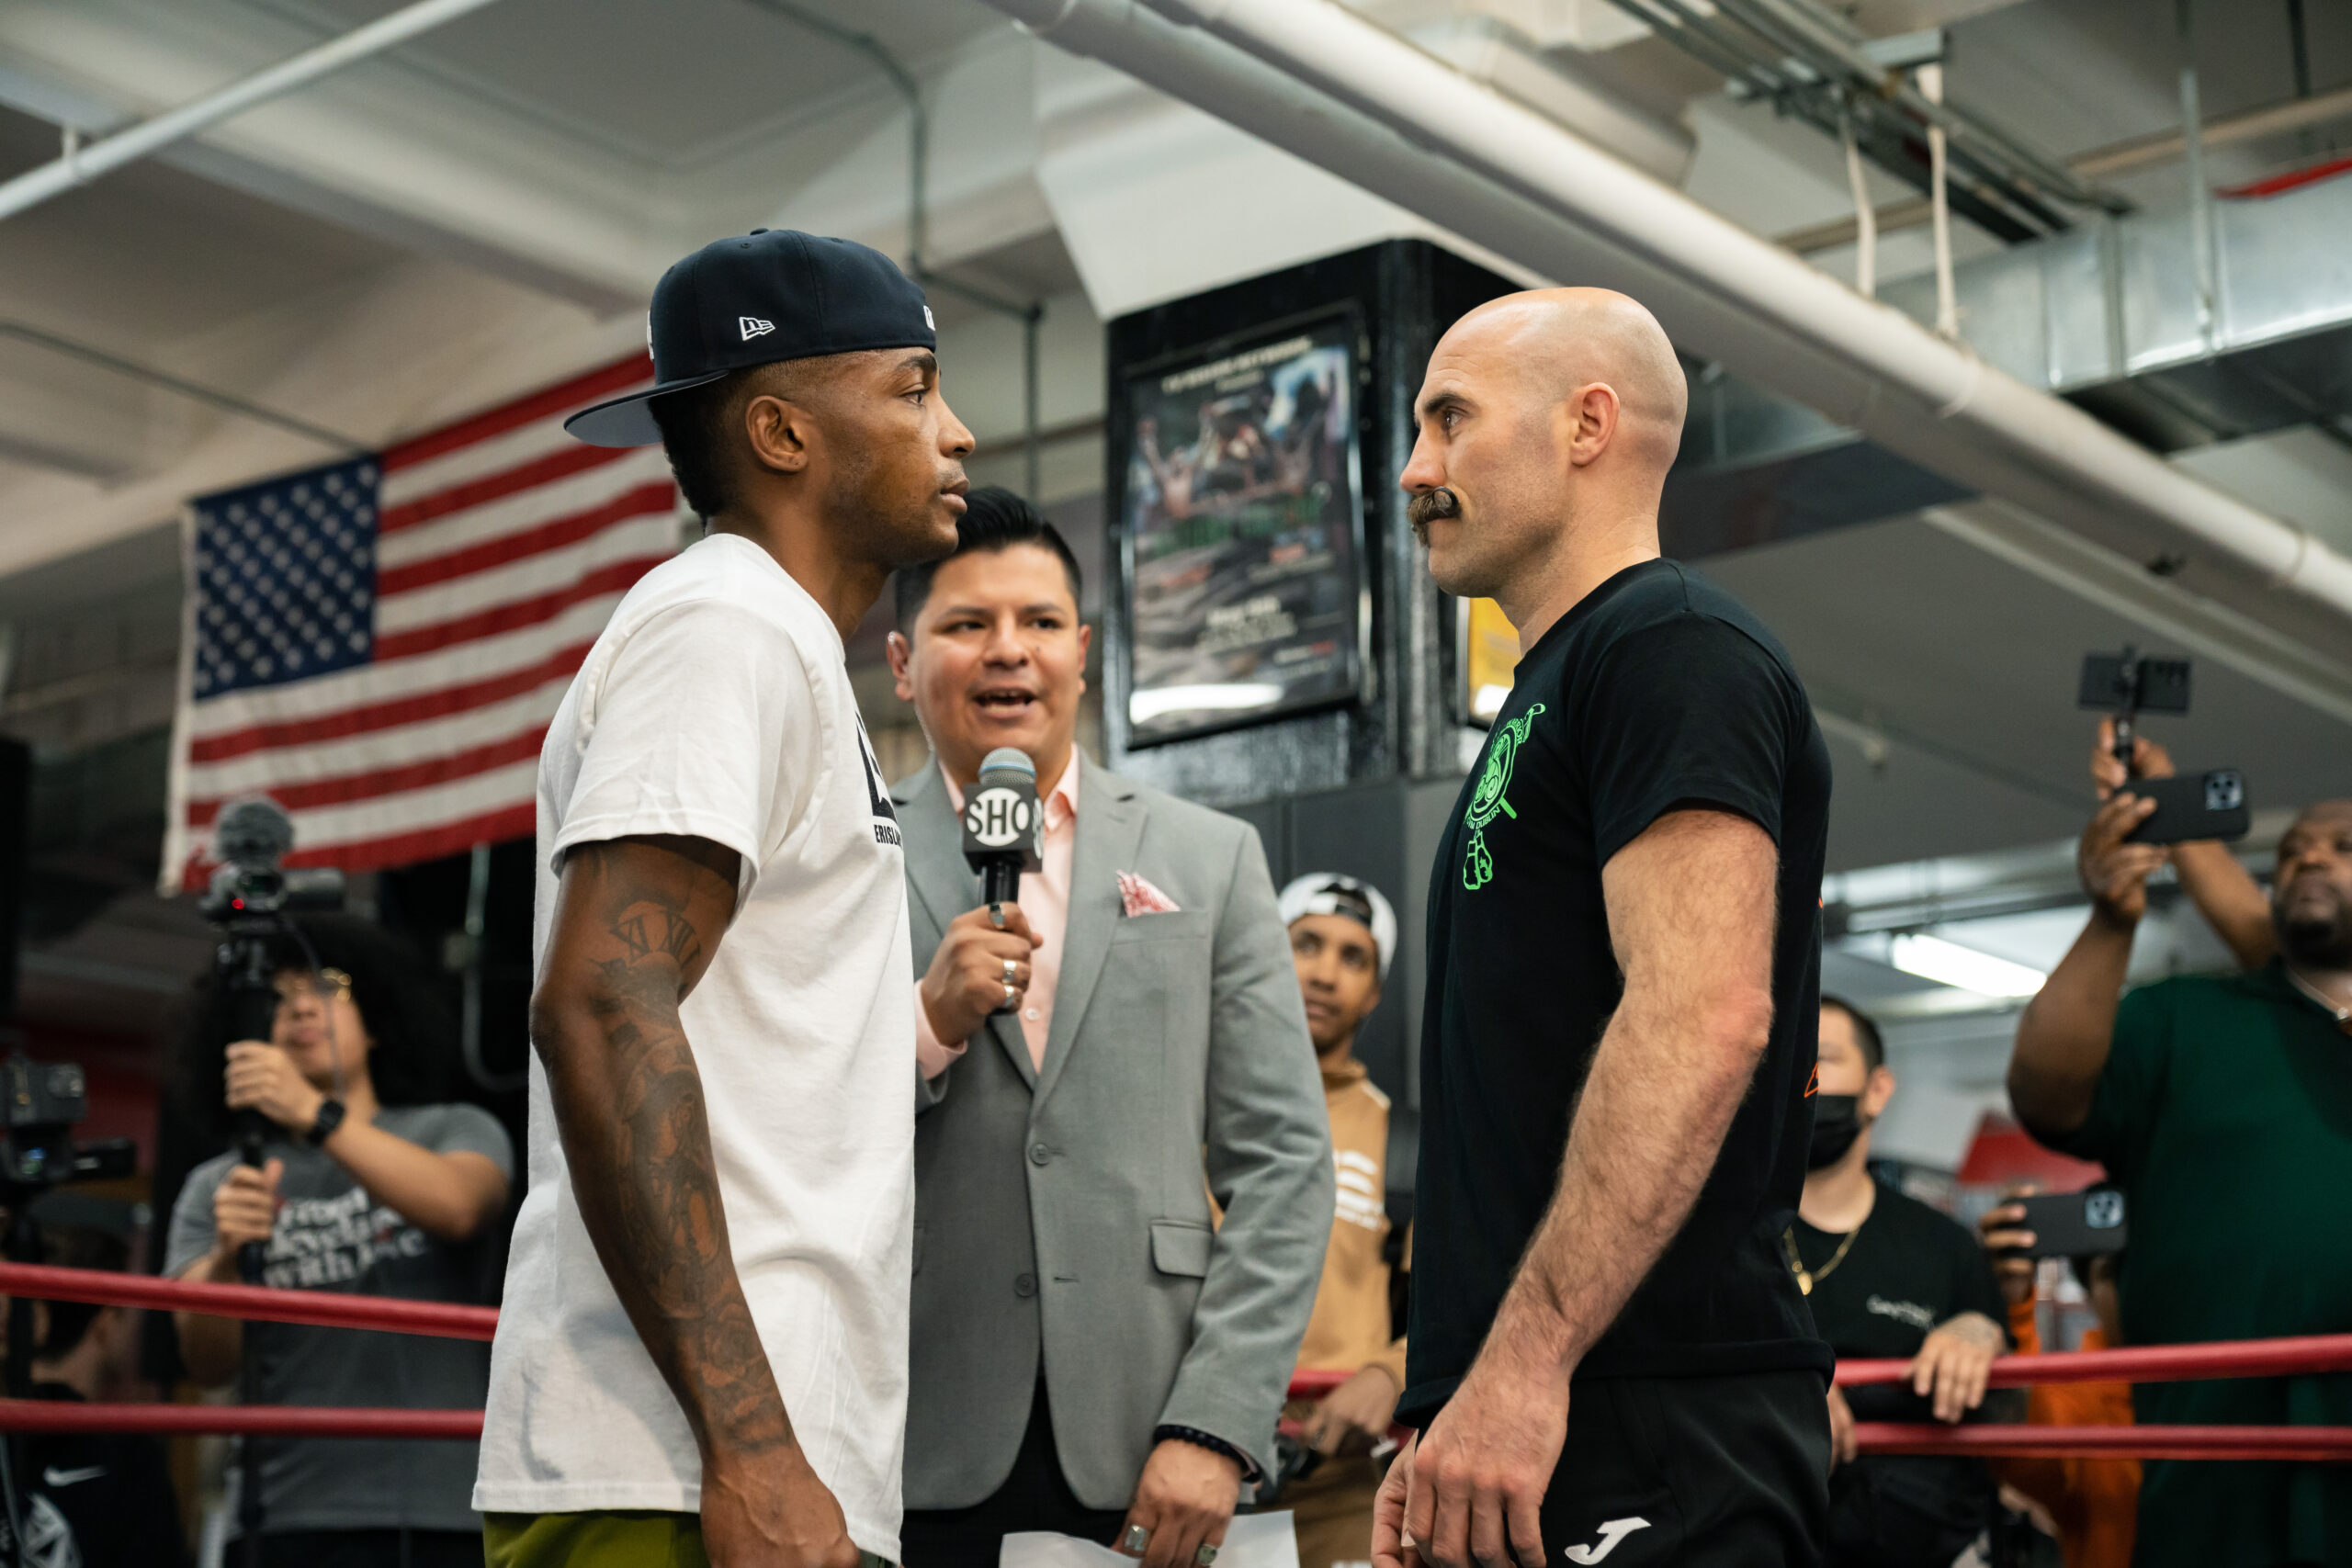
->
<box><xmin>566</xmin><ymin>228</ymin><xmax>937</xmax><ymax>448</ymax></box>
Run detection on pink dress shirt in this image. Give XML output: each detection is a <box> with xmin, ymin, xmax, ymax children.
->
<box><xmin>914</xmin><ymin>757</ymin><xmax>1080</xmax><ymax>1078</ymax></box>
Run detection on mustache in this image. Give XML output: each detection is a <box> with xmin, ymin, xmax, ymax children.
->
<box><xmin>1407</xmin><ymin>486</ymin><xmax>1461</xmax><ymax>541</ymax></box>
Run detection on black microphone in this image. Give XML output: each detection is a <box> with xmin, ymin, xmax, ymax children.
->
<box><xmin>960</xmin><ymin>749</ymin><xmax>1044</xmax><ymax>1016</ymax></box>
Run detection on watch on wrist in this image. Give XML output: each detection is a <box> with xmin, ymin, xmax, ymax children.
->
<box><xmin>306</xmin><ymin>1097</ymin><xmax>346</xmax><ymax>1146</ymax></box>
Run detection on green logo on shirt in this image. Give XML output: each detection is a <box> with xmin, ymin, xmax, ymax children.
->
<box><xmin>1463</xmin><ymin>704</ymin><xmax>1544</xmax><ymax>891</ymax></box>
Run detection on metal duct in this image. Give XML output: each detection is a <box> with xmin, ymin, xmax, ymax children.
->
<box><xmin>985</xmin><ymin>0</ymin><xmax>2352</xmax><ymax>658</ymax></box>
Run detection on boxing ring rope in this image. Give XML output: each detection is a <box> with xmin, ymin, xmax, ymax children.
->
<box><xmin>0</xmin><ymin>1263</ymin><xmax>2341</xmax><ymax>1458</ymax></box>
<box><xmin>0</xmin><ymin>1261</ymin><xmax>496</xmax><ymax>1340</ymax></box>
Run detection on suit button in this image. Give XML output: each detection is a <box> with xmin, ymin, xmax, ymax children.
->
<box><xmin>1028</xmin><ymin>1142</ymin><xmax>1051</xmax><ymax>1167</ymax></box>
<box><xmin>1014</xmin><ymin>1272</ymin><xmax>1037</xmax><ymax>1298</ymax></box>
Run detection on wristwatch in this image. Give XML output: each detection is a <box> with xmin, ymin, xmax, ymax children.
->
<box><xmin>306</xmin><ymin>1097</ymin><xmax>347</xmax><ymax>1146</ymax></box>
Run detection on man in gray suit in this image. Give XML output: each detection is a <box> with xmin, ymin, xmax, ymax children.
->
<box><xmin>882</xmin><ymin>487</ymin><xmax>1333</xmax><ymax>1568</ymax></box>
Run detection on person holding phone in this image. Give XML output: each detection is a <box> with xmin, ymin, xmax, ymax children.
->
<box><xmin>1976</xmin><ymin>1189</ymin><xmax>2136</xmax><ymax>1568</ymax></box>
<box><xmin>2008</xmin><ymin>788</ymin><xmax>2352</xmax><ymax>1566</ymax></box>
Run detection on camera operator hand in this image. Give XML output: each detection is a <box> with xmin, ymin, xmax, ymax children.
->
<box><xmin>2089</xmin><ymin>717</ymin><xmax>2175</xmax><ymax>799</ymax></box>
<box><xmin>204</xmin><ymin>1156</ymin><xmax>283</xmax><ymax>1281</ymax></box>
<box><xmin>2078</xmin><ymin>793</ymin><xmax>2167</xmax><ymax>926</ymax></box>
<box><xmin>919</xmin><ymin>903</ymin><xmax>1042</xmax><ymax>1044</ymax></box>
<box><xmin>224</xmin><ymin>1039</ymin><xmax>327</xmax><ymax>1134</ymax></box>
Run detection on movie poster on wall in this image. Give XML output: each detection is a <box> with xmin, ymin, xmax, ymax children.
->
<box><xmin>1120</xmin><ymin>307</ymin><xmax>1367</xmax><ymax>746</ymax></box>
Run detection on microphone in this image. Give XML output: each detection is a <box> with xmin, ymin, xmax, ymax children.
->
<box><xmin>961</xmin><ymin>749</ymin><xmax>1044</xmax><ymax>1016</ymax></box>
<box><xmin>962</xmin><ymin>748</ymin><xmax>1044</xmax><ymax>905</ymax></box>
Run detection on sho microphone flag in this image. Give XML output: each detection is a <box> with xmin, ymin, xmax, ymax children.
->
<box><xmin>163</xmin><ymin>355</ymin><xmax>681</xmax><ymax>889</ymax></box>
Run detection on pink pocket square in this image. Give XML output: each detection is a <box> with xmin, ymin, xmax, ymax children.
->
<box><xmin>1117</xmin><ymin>872</ymin><xmax>1182</xmax><ymax>917</ymax></box>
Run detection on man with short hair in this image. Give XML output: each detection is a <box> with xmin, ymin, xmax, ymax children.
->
<box><xmin>1279</xmin><ymin>873</ymin><xmax>1409</xmax><ymax>1568</ymax></box>
<box><xmin>476</xmin><ymin>230</ymin><xmax>974</xmax><ymax>1568</ymax></box>
<box><xmin>1798</xmin><ymin>997</ymin><xmax>2007</xmax><ymax>1567</ymax></box>
<box><xmin>2010</xmin><ymin>794</ymin><xmax>2352</xmax><ymax>1565</ymax></box>
<box><xmin>1379</xmin><ymin>288</ymin><xmax>1833</xmax><ymax>1568</ymax></box>
<box><xmin>884</xmin><ymin>486</ymin><xmax>1331</xmax><ymax>1568</ymax></box>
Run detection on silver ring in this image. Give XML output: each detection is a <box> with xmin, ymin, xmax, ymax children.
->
<box><xmin>1196</xmin><ymin>1548</ymin><xmax>1218</xmax><ymax>1568</ymax></box>
<box><xmin>1002</xmin><ymin>957</ymin><xmax>1019</xmax><ymax>984</ymax></box>
<box><xmin>1002</xmin><ymin>982</ymin><xmax>1018</xmax><ymax>1008</ymax></box>
<box><xmin>1123</xmin><ymin>1527</ymin><xmax>1151</xmax><ymax>1555</ymax></box>
<box><xmin>989</xmin><ymin>902</ymin><xmax>1007</xmax><ymax>930</ymax></box>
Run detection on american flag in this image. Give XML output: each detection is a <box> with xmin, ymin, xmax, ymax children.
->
<box><xmin>164</xmin><ymin>355</ymin><xmax>680</xmax><ymax>887</ymax></box>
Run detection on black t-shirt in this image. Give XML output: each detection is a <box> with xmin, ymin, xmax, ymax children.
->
<box><xmin>1792</xmin><ymin>1183</ymin><xmax>2009</xmax><ymax>1424</ymax></box>
<box><xmin>1402</xmin><ymin>559</ymin><xmax>1834</xmax><ymax>1424</ymax></box>
<box><xmin>23</xmin><ymin>1383</ymin><xmax>191</xmax><ymax>1568</ymax></box>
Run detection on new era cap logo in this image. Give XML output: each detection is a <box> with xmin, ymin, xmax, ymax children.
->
<box><xmin>740</xmin><ymin>316</ymin><xmax>774</xmax><ymax>341</ymax></box>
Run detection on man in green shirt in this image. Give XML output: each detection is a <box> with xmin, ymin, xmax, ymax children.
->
<box><xmin>2009</xmin><ymin>792</ymin><xmax>2352</xmax><ymax>1566</ymax></box>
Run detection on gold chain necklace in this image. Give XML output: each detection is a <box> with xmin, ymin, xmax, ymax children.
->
<box><xmin>2285</xmin><ymin>965</ymin><xmax>2352</xmax><ymax>1034</ymax></box>
<box><xmin>1783</xmin><ymin>1225</ymin><xmax>1859</xmax><ymax>1297</ymax></box>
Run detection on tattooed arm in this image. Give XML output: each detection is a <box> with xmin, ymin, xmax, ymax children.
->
<box><xmin>534</xmin><ymin>833</ymin><xmax>858</xmax><ymax>1568</ymax></box>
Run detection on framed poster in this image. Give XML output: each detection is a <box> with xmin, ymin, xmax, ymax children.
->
<box><xmin>1119</xmin><ymin>306</ymin><xmax>1367</xmax><ymax>746</ymax></box>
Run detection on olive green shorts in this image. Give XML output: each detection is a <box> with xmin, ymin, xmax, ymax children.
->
<box><xmin>483</xmin><ymin>1511</ymin><xmax>894</xmax><ymax>1568</ymax></box>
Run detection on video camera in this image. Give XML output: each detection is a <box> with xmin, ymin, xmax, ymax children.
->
<box><xmin>198</xmin><ymin>796</ymin><xmax>347</xmax><ymax>924</ymax></box>
<box><xmin>0</xmin><ymin>1055</ymin><xmax>133</xmax><ymax>1196</ymax></box>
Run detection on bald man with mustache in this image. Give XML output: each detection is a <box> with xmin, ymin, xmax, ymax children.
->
<box><xmin>1374</xmin><ymin>291</ymin><xmax>1835</xmax><ymax>1568</ymax></box>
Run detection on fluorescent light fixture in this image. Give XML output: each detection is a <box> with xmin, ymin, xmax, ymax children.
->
<box><xmin>1888</xmin><ymin>933</ymin><xmax>2047</xmax><ymax>998</ymax></box>
<box><xmin>1128</xmin><ymin>682</ymin><xmax>1284</xmax><ymax>724</ymax></box>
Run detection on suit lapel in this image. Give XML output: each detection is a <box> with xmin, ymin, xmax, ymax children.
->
<box><xmin>1033</xmin><ymin>753</ymin><xmax>1145</xmax><ymax>1110</ymax></box>
<box><xmin>892</xmin><ymin>759</ymin><xmax>1035</xmax><ymax>1089</ymax></box>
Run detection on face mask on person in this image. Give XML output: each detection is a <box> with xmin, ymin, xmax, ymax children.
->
<box><xmin>1807</xmin><ymin>1094</ymin><xmax>1863</xmax><ymax>1170</ymax></box>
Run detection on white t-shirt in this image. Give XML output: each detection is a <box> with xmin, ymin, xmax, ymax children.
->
<box><xmin>475</xmin><ymin>532</ymin><xmax>915</xmax><ymax>1558</ymax></box>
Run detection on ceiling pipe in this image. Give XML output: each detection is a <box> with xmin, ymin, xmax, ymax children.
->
<box><xmin>989</xmin><ymin>0</ymin><xmax>2352</xmax><ymax>644</ymax></box>
<box><xmin>0</xmin><ymin>0</ymin><xmax>505</xmax><ymax>225</ymax></box>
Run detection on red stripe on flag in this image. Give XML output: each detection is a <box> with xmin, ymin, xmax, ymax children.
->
<box><xmin>378</xmin><ymin>483</ymin><xmax>675</xmax><ymax>597</ymax></box>
<box><xmin>185</xmin><ymin>730</ymin><xmax>546</xmax><ymax>824</ymax></box>
<box><xmin>379</xmin><ymin>445</ymin><xmax>632</xmax><ymax>535</ymax></box>
<box><xmin>381</xmin><ymin>356</ymin><xmax>653</xmax><ymax>472</ymax></box>
<box><xmin>188</xmin><ymin>640</ymin><xmax>597</xmax><ymax>764</ymax></box>
<box><xmin>295</xmin><ymin>803</ymin><xmax>538</xmax><ymax>875</ymax></box>
<box><xmin>372</xmin><ymin>558</ymin><xmax>665</xmax><ymax>663</ymax></box>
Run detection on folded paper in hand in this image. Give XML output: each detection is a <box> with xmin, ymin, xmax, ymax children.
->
<box><xmin>1118</xmin><ymin>872</ymin><xmax>1182</xmax><ymax>917</ymax></box>
<box><xmin>1000</xmin><ymin>1513</ymin><xmax>1298</xmax><ymax>1568</ymax></box>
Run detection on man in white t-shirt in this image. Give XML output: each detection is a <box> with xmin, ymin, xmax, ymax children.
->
<box><xmin>475</xmin><ymin>230</ymin><xmax>974</xmax><ymax>1568</ymax></box>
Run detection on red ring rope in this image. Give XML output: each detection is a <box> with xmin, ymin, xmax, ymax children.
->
<box><xmin>0</xmin><ymin>1262</ymin><xmax>496</xmax><ymax>1341</ymax></box>
<box><xmin>1853</xmin><ymin>1423</ymin><xmax>2352</xmax><ymax>1461</ymax></box>
<box><xmin>0</xmin><ymin>1402</ymin><xmax>481</xmax><ymax>1439</ymax></box>
<box><xmin>1834</xmin><ymin>1334</ymin><xmax>2352</xmax><ymax>1388</ymax></box>
<box><xmin>1294</xmin><ymin>1334</ymin><xmax>2352</xmax><ymax>1402</ymax></box>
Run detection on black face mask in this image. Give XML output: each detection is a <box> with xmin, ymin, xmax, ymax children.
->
<box><xmin>1807</xmin><ymin>1094</ymin><xmax>1863</xmax><ymax>1170</ymax></box>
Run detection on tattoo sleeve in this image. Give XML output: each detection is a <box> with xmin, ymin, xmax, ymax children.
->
<box><xmin>532</xmin><ymin>833</ymin><xmax>794</xmax><ymax>1462</ymax></box>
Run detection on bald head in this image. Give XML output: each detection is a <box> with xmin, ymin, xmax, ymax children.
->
<box><xmin>1400</xmin><ymin>287</ymin><xmax>1688</xmax><ymax>619</ymax></box>
<box><xmin>1440</xmin><ymin>288</ymin><xmax>1688</xmax><ymax>474</ymax></box>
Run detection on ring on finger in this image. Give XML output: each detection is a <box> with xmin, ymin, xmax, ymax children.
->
<box><xmin>1196</xmin><ymin>1548</ymin><xmax>1219</xmax><ymax>1567</ymax></box>
<box><xmin>1123</xmin><ymin>1527</ymin><xmax>1151</xmax><ymax>1555</ymax></box>
<box><xmin>989</xmin><ymin>902</ymin><xmax>1007</xmax><ymax>930</ymax></box>
<box><xmin>1002</xmin><ymin>957</ymin><xmax>1018</xmax><ymax>984</ymax></box>
<box><xmin>1002</xmin><ymin>982</ymin><xmax>1018</xmax><ymax>1008</ymax></box>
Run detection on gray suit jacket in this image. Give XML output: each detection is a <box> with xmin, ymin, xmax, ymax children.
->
<box><xmin>895</xmin><ymin>752</ymin><xmax>1334</xmax><ymax>1511</ymax></box>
